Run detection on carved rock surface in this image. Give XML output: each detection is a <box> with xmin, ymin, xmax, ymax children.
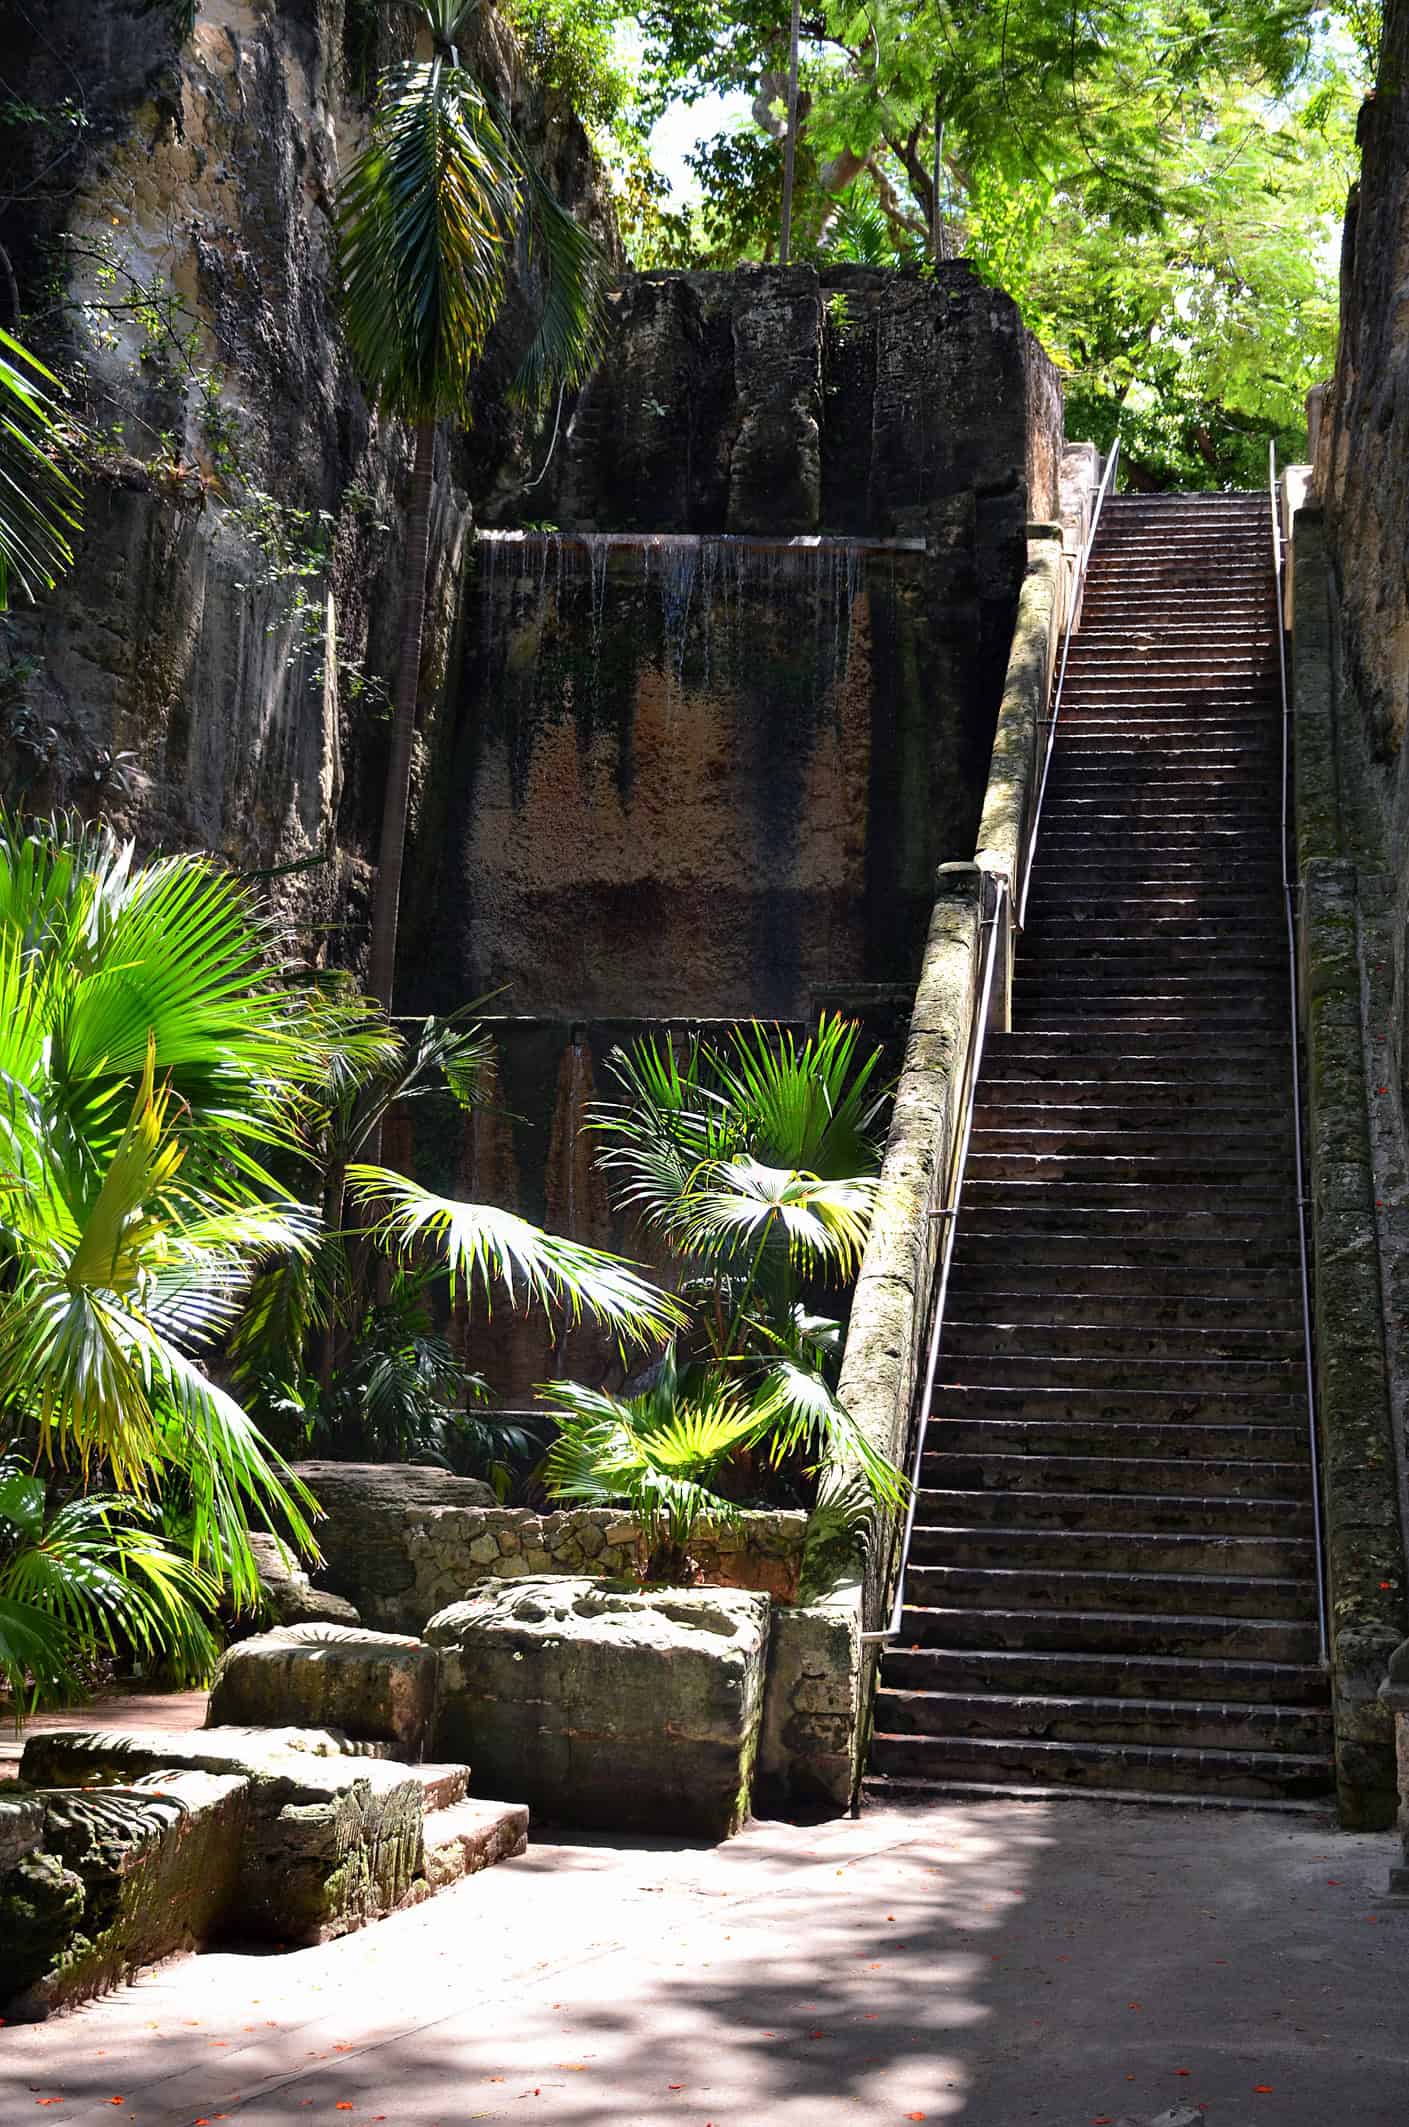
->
<box><xmin>0</xmin><ymin>1771</ymin><xmax>248</xmax><ymax>2020</ymax></box>
<box><xmin>426</xmin><ymin>1576</ymin><xmax>770</xmax><ymax>1838</ymax></box>
<box><xmin>19</xmin><ymin>1726</ymin><xmax>428</xmax><ymax>1944</ymax></box>
<box><xmin>208</xmin><ymin>1622</ymin><xmax>442</xmax><ymax>1760</ymax></box>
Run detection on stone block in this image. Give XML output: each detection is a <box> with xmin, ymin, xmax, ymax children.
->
<box><xmin>426</xmin><ymin>1577</ymin><xmax>771</xmax><ymax>1838</ymax></box>
<box><xmin>292</xmin><ymin>1462</ymin><xmax>496</xmax><ymax>1631</ymax></box>
<box><xmin>756</xmin><ymin>1593</ymin><xmax>863</xmax><ymax>1815</ymax></box>
<box><xmin>0</xmin><ymin>1787</ymin><xmax>45</xmax><ymax>1872</ymax></box>
<box><xmin>1</xmin><ymin>1770</ymin><xmax>248</xmax><ymax>2020</ymax></box>
<box><xmin>248</xmin><ymin>1531</ymin><xmax>361</xmax><ymax>1629</ymax></box>
<box><xmin>207</xmin><ymin>1623</ymin><xmax>442</xmax><ymax>1760</ymax></box>
<box><xmin>20</xmin><ymin>1727</ymin><xmax>428</xmax><ymax>1944</ymax></box>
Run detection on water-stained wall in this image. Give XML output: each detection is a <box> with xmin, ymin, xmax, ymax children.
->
<box><xmin>403</xmin><ymin>263</ymin><xmax>1064</xmax><ymax>1024</ymax></box>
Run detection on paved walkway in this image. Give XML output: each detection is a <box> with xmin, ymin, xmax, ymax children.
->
<box><xmin>3</xmin><ymin>1794</ymin><xmax>1404</xmax><ymax>2127</ymax></box>
<box><xmin>0</xmin><ymin>1689</ymin><xmax>209</xmax><ymax>1775</ymax></box>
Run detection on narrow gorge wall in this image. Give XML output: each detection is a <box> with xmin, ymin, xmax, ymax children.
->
<box><xmin>0</xmin><ymin>0</ymin><xmax>612</xmax><ymax>950</ymax></box>
<box><xmin>1296</xmin><ymin>0</ymin><xmax>1409</xmax><ymax>1813</ymax></box>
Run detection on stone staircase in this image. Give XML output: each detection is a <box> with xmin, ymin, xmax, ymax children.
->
<box><xmin>868</xmin><ymin>491</ymin><xmax>1334</xmax><ymax>1806</ymax></box>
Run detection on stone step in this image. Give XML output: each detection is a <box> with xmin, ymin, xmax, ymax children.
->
<box><xmin>866</xmin><ymin>1731</ymin><xmax>1331</xmax><ymax>1802</ymax></box>
<box><xmin>418</xmin><ymin>1796</ymin><xmax>529</xmax><ymax>1894</ymax></box>
<box><xmin>969</xmin><ymin>1113</ymin><xmax>1293</xmax><ymax>1145</ymax></box>
<box><xmin>1011</xmin><ymin>1014</ymin><xmax>1290</xmax><ymax>1038</ymax></box>
<box><xmin>962</xmin><ymin>1233</ymin><xmax>1302</xmax><ymax>1276</ymax></box>
<box><xmin>957</xmin><ymin>1195</ymin><xmax>1298</xmax><ymax>1240</ymax></box>
<box><xmin>1018</xmin><ymin>931</ymin><xmax>1287</xmax><ymax>958</ymax></box>
<box><xmin>908</xmin><ymin>1521</ymin><xmax>1313</xmax><ymax>1576</ymax></box>
<box><xmin>940</xmin><ymin>1353</ymin><xmax>1302</xmax><ymax>1393</ymax></box>
<box><xmin>873</xmin><ymin>1686</ymin><xmax>1332</xmax><ymax>1755</ymax></box>
<box><xmin>911</xmin><ymin>1484</ymin><xmax>1314</xmax><ymax>1534</ymax></box>
<box><xmin>985</xmin><ymin>1028</ymin><xmax>1288</xmax><ymax>1057</ymax></box>
<box><xmin>967</xmin><ymin>1141</ymin><xmax>1292</xmax><ymax>1178</ymax></box>
<box><xmin>894</xmin><ymin>1602</ymin><xmax>1322</xmax><ymax>1662</ymax></box>
<box><xmin>904</xmin><ymin>1562</ymin><xmax>1315</xmax><ymax>1619</ymax></box>
<box><xmin>921</xmin><ymin>1443</ymin><xmax>1311</xmax><ymax>1491</ymax></box>
<box><xmin>405</xmin><ymin>1762</ymin><xmax>472</xmax><ymax>1812</ymax></box>
<box><xmin>952</xmin><ymin>1230</ymin><xmax>1300</xmax><ymax>1270</ymax></box>
<box><xmin>943</xmin><ymin>1286</ymin><xmax>1300</xmax><ymax>1328</ymax></box>
<box><xmin>943</xmin><ymin>1318</ymin><xmax>1301</xmax><ymax>1362</ymax></box>
<box><xmin>880</xmin><ymin>1644</ymin><xmax>1329</xmax><ymax>1706</ymax></box>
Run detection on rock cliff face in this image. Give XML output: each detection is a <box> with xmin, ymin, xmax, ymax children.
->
<box><xmin>403</xmin><ymin>262</ymin><xmax>1064</xmax><ymax>1022</ymax></box>
<box><xmin>1303</xmin><ymin>0</ymin><xmax>1409</xmax><ymax>1667</ymax></box>
<box><xmin>0</xmin><ymin>0</ymin><xmax>613</xmax><ymax>952</ymax></box>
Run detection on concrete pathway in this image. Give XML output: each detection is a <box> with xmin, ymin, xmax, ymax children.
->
<box><xmin>0</xmin><ymin>1689</ymin><xmax>209</xmax><ymax>1774</ymax></box>
<box><xmin>2</xmin><ymin>1796</ymin><xmax>1404</xmax><ymax>2127</ymax></box>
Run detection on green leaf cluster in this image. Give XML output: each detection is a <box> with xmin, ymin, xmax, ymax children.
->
<box><xmin>541</xmin><ymin>1017</ymin><xmax>903</xmax><ymax>1579</ymax></box>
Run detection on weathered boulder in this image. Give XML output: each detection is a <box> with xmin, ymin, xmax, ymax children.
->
<box><xmin>294</xmin><ymin>1463</ymin><xmax>497</xmax><ymax>1631</ymax></box>
<box><xmin>207</xmin><ymin>1623</ymin><xmax>442</xmax><ymax>1760</ymax></box>
<box><xmin>19</xmin><ymin>1727</ymin><xmax>428</xmax><ymax>1944</ymax></box>
<box><xmin>0</xmin><ymin>1771</ymin><xmax>248</xmax><ymax>2021</ymax></box>
<box><xmin>0</xmin><ymin>1787</ymin><xmax>45</xmax><ymax>1872</ymax></box>
<box><xmin>426</xmin><ymin>1577</ymin><xmax>771</xmax><ymax>1838</ymax></box>
<box><xmin>248</xmin><ymin>1533</ymin><xmax>361</xmax><ymax>1630</ymax></box>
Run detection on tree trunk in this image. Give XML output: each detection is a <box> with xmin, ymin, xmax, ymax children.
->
<box><xmin>779</xmin><ymin>0</ymin><xmax>802</xmax><ymax>265</ymax></box>
<box><xmin>368</xmin><ymin>418</ymin><xmax>437</xmax><ymax>1014</ymax></box>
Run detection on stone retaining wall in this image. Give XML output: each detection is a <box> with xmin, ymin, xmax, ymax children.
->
<box><xmin>296</xmin><ymin>1463</ymin><xmax>807</xmax><ymax>1637</ymax></box>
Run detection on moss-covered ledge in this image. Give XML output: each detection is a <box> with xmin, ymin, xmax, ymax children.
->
<box><xmin>1301</xmin><ymin>859</ymin><xmax>1407</xmax><ymax>1826</ymax></box>
<box><xmin>974</xmin><ymin>526</ymin><xmax>1065</xmax><ymax>1022</ymax></box>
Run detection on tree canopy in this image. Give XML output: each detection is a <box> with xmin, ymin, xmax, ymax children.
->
<box><xmin>512</xmin><ymin>1</ymin><xmax>1375</xmax><ymax>486</ymax></box>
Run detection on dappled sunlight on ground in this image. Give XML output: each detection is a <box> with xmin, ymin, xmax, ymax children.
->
<box><xmin>1</xmin><ymin>1799</ymin><xmax>1403</xmax><ymax>2126</ymax></box>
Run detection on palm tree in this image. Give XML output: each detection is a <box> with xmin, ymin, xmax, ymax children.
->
<box><xmin>336</xmin><ymin>0</ymin><xmax>607</xmax><ymax>1010</ymax></box>
<box><xmin>540</xmin><ymin>1017</ymin><xmax>906</xmax><ymax>1556</ymax></box>
<box><xmin>228</xmin><ymin>1006</ymin><xmax>686</xmax><ymax>1468</ymax></box>
<box><xmin>0</xmin><ymin>327</ymin><xmax>79</xmax><ymax>610</ymax></box>
<box><xmin>0</xmin><ymin>813</ymin><xmax>363</xmax><ymax>1612</ymax></box>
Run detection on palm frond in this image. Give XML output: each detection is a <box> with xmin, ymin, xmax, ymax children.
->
<box><xmin>347</xmin><ymin>1164</ymin><xmax>684</xmax><ymax>1347</ymax></box>
<box><xmin>337</xmin><ymin>51</ymin><xmax>521</xmax><ymax>422</ymax></box>
<box><xmin>0</xmin><ymin>328</ymin><xmax>81</xmax><ymax>610</ymax></box>
<box><xmin>751</xmin><ymin>1359</ymin><xmax>907</xmax><ymax>1511</ymax></box>
<box><xmin>678</xmin><ymin>1158</ymin><xmax>877</xmax><ymax>1278</ymax></box>
<box><xmin>712</xmin><ymin>1016</ymin><xmax>890</xmax><ymax>1178</ymax></box>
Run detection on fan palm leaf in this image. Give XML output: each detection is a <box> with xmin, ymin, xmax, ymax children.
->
<box><xmin>678</xmin><ymin>1158</ymin><xmax>877</xmax><ymax>1279</ymax></box>
<box><xmin>0</xmin><ymin>816</ymin><xmax>358</xmax><ymax>1613</ymax></box>
<box><xmin>0</xmin><ymin>1458</ymin><xmax>218</xmax><ymax>1707</ymax></box>
<box><xmin>347</xmin><ymin>1164</ymin><xmax>685</xmax><ymax>1348</ymax></box>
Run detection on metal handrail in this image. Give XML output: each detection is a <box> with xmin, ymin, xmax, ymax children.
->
<box><xmin>1270</xmin><ymin>442</ymin><xmax>1331</xmax><ymax>1666</ymax></box>
<box><xmin>1018</xmin><ymin>434</ymin><xmax>1122</xmax><ymax>929</ymax></box>
<box><xmin>861</xmin><ymin>868</ymin><xmax>1008</xmax><ymax>1644</ymax></box>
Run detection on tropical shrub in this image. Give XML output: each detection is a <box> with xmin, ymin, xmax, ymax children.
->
<box><xmin>231</xmin><ymin>1005</ymin><xmax>685</xmax><ymax>1482</ymax></box>
<box><xmin>541</xmin><ymin>1015</ymin><xmax>902</xmax><ymax>1575</ymax></box>
<box><xmin>0</xmin><ymin>1457</ymin><xmax>218</xmax><ymax>1708</ymax></box>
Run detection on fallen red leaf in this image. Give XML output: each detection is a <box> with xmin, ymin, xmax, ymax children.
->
<box><xmin>1254</xmin><ymin>2087</ymin><xmax>1275</xmax><ymax>2095</ymax></box>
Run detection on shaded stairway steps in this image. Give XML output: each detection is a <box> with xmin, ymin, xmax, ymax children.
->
<box><xmin>867</xmin><ymin>490</ymin><xmax>1330</xmax><ymax>1808</ymax></box>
